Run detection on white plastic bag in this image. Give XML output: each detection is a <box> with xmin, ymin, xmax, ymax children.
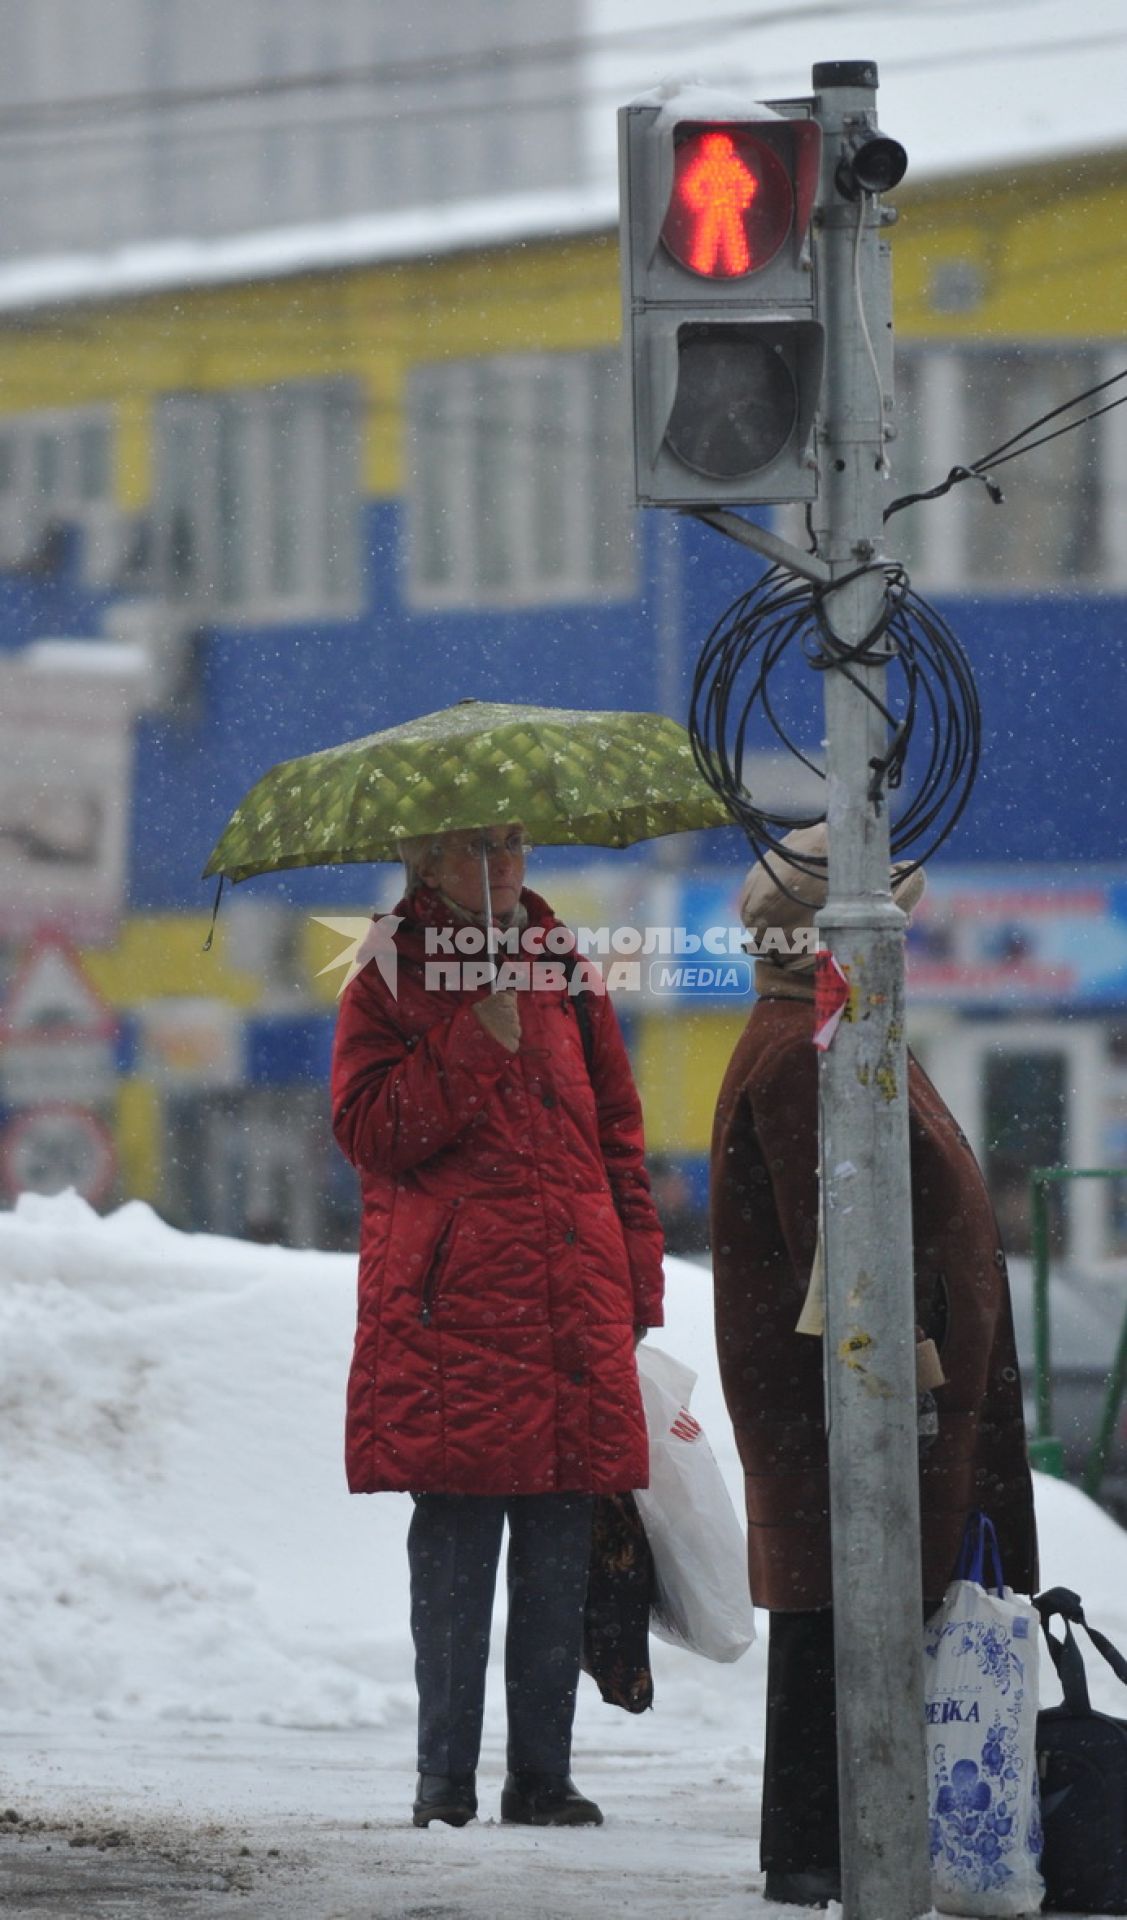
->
<box><xmin>924</xmin><ymin>1515</ymin><xmax>1044</xmax><ymax>1918</ymax></box>
<box><xmin>633</xmin><ymin>1343</ymin><xmax>755</xmax><ymax>1663</ymax></box>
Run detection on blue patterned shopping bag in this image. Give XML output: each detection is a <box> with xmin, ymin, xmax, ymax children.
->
<box><xmin>924</xmin><ymin>1513</ymin><xmax>1044</xmax><ymax>1917</ymax></box>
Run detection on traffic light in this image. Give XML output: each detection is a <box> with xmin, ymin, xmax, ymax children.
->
<box><xmin>618</xmin><ymin>94</ymin><xmax>824</xmax><ymax>508</ymax></box>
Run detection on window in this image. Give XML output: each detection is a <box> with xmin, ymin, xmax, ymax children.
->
<box><xmin>884</xmin><ymin>346</ymin><xmax>1114</xmax><ymax>590</ymax></box>
<box><xmin>405</xmin><ymin>350</ymin><xmax>637</xmax><ymax>609</ymax></box>
<box><xmin>151</xmin><ymin>380</ymin><xmax>361</xmax><ymax>622</ymax></box>
<box><xmin>0</xmin><ymin>407</ymin><xmax>113</xmax><ymax>515</ymax></box>
<box><xmin>0</xmin><ymin>406</ymin><xmax>115</xmax><ymax>571</ymax></box>
<box><xmin>983</xmin><ymin>1049</ymin><xmax>1068</xmax><ymax>1254</ymax></box>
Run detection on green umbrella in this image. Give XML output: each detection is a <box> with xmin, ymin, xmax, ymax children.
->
<box><xmin>203</xmin><ymin>699</ymin><xmax>732</xmax><ymax>885</ymax></box>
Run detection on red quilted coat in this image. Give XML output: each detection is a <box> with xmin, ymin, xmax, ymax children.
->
<box><xmin>331</xmin><ymin>885</ymin><xmax>665</xmax><ymax>1496</ymax></box>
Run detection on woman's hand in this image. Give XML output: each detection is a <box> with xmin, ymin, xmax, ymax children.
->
<box><xmin>473</xmin><ymin>989</ymin><xmax>521</xmax><ymax>1054</ymax></box>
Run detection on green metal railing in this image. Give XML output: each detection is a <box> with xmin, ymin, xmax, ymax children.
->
<box><xmin>1029</xmin><ymin>1166</ymin><xmax>1127</xmax><ymax>1498</ymax></box>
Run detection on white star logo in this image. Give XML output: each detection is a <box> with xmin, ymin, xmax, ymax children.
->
<box><xmin>312</xmin><ymin>913</ymin><xmax>403</xmax><ymax>998</ymax></box>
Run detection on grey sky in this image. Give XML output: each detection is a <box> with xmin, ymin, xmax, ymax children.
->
<box><xmin>585</xmin><ymin>0</ymin><xmax>1127</xmax><ymax>179</ymax></box>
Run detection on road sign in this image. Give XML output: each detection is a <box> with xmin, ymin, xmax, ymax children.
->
<box><xmin>2</xmin><ymin>933</ymin><xmax>115</xmax><ymax>1038</ymax></box>
<box><xmin>0</xmin><ymin>1102</ymin><xmax>117</xmax><ymax>1205</ymax></box>
<box><xmin>0</xmin><ymin>934</ymin><xmax>117</xmax><ymax>1107</ymax></box>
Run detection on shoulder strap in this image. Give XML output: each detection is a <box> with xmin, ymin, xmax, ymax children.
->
<box><xmin>1035</xmin><ymin>1586</ymin><xmax>1127</xmax><ymax>1715</ymax></box>
<box><xmin>562</xmin><ymin>954</ymin><xmax>595</xmax><ymax>1078</ymax></box>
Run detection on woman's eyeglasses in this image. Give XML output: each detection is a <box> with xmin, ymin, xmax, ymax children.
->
<box><xmin>449</xmin><ymin>833</ymin><xmax>533</xmax><ymax>863</ymax></box>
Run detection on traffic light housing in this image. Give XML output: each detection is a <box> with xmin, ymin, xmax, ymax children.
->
<box><xmin>618</xmin><ymin>93</ymin><xmax>824</xmax><ymax>508</ymax></box>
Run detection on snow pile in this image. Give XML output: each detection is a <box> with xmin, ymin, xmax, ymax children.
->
<box><xmin>0</xmin><ymin>1191</ymin><xmax>415</xmax><ymax>1730</ymax></box>
<box><xmin>2</xmin><ymin>1190</ymin><xmax>1126</xmax><ymax>1737</ymax></box>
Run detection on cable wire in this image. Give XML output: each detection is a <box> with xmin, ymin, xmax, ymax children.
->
<box><xmin>885</xmin><ymin>365</ymin><xmax>1127</xmax><ymax>521</ymax></box>
<box><xmin>853</xmin><ymin>194</ymin><xmax>890</xmax><ymax>479</ymax></box>
<box><xmin>688</xmin><ymin>561</ymin><xmax>981</xmax><ymax>886</ymax></box>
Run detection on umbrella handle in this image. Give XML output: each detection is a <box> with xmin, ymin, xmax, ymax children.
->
<box><xmin>481</xmin><ymin>844</ymin><xmax>500</xmax><ymax>995</ymax></box>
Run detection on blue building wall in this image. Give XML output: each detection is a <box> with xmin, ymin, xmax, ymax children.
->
<box><xmin>2</xmin><ymin>505</ymin><xmax>1123</xmax><ymax>919</ymax></box>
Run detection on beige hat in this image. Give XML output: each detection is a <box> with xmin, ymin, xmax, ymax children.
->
<box><xmin>738</xmin><ymin>822</ymin><xmax>926</xmax><ymax>972</ymax></box>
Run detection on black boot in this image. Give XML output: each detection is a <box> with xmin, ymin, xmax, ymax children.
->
<box><xmin>763</xmin><ymin>1867</ymin><xmax>842</xmax><ymax>1908</ymax></box>
<box><xmin>500</xmin><ymin>1772</ymin><xmax>603</xmax><ymax>1827</ymax></box>
<box><xmin>412</xmin><ymin>1772</ymin><xmax>477</xmax><ymax>1828</ymax></box>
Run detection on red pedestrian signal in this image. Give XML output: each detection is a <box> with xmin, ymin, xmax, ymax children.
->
<box><xmin>618</xmin><ymin>91</ymin><xmax>825</xmax><ymax>507</ymax></box>
<box><xmin>662</xmin><ymin>128</ymin><xmax>793</xmax><ymax>280</ymax></box>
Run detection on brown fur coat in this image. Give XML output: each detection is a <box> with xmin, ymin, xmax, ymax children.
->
<box><xmin>711</xmin><ymin>991</ymin><xmax>1037</xmax><ymax>1611</ymax></box>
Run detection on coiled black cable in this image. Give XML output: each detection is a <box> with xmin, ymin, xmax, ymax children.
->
<box><xmin>688</xmin><ymin>561</ymin><xmax>981</xmax><ymax>885</ymax></box>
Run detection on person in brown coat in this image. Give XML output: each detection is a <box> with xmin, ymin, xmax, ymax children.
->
<box><xmin>711</xmin><ymin>825</ymin><xmax>1037</xmax><ymax>1910</ymax></box>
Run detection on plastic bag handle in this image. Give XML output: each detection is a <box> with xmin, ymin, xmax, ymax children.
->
<box><xmin>1034</xmin><ymin>1586</ymin><xmax>1127</xmax><ymax>1715</ymax></box>
<box><xmin>954</xmin><ymin>1511</ymin><xmax>1005</xmax><ymax>1595</ymax></box>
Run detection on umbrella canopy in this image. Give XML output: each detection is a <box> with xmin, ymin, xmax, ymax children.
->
<box><xmin>203</xmin><ymin>700</ymin><xmax>732</xmax><ymax>884</ymax></box>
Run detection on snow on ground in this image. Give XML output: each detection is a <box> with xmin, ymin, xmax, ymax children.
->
<box><xmin>1</xmin><ymin>1190</ymin><xmax>1125</xmax><ymax>1917</ymax></box>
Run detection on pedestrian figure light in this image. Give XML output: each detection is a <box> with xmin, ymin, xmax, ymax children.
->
<box><xmin>661</xmin><ymin>128</ymin><xmax>793</xmax><ymax>278</ymax></box>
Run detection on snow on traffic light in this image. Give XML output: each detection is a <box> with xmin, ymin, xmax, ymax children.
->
<box><xmin>618</xmin><ymin>88</ymin><xmax>824</xmax><ymax>508</ymax></box>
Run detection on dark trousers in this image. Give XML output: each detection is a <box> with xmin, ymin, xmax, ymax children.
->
<box><xmin>761</xmin><ymin>1610</ymin><xmax>841</xmax><ymax>1877</ymax></box>
<box><xmin>408</xmin><ymin>1491</ymin><xmax>595</xmax><ymax>1778</ymax></box>
<box><xmin>762</xmin><ymin>1601</ymin><xmax>940</xmax><ymax>1874</ymax></box>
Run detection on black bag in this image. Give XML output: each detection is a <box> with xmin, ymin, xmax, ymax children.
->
<box><xmin>565</xmin><ymin>961</ymin><xmax>655</xmax><ymax>1713</ymax></box>
<box><xmin>1035</xmin><ymin>1585</ymin><xmax>1127</xmax><ymax>1914</ymax></box>
<box><xmin>582</xmin><ymin>1492</ymin><xmax>655</xmax><ymax>1713</ymax></box>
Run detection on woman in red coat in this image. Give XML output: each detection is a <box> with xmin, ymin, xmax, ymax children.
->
<box><xmin>331</xmin><ymin>823</ymin><xmax>664</xmax><ymax>1831</ymax></box>
<box><xmin>711</xmin><ymin>826</ymin><xmax>1036</xmax><ymax>1909</ymax></box>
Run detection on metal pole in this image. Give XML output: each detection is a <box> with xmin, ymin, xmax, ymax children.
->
<box><xmin>1029</xmin><ymin>1165</ymin><xmax>1121</xmax><ymax>1482</ymax></box>
<box><xmin>654</xmin><ymin>513</ymin><xmax>686</xmax><ymax>875</ymax></box>
<box><xmin>1084</xmin><ymin>1301</ymin><xmax>1127</xmax><ymax>1500</ymax></box>
<box><xmin>810</xmin><ymin>61</ymin><xmax>932</xmax><ymax>1920</ymax></box>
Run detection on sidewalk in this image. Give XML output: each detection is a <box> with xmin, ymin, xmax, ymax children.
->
<box><xmin>0</xmin><ymin>1673</ymin><xmax>766</xmax><ymax>1920</ymax></box>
